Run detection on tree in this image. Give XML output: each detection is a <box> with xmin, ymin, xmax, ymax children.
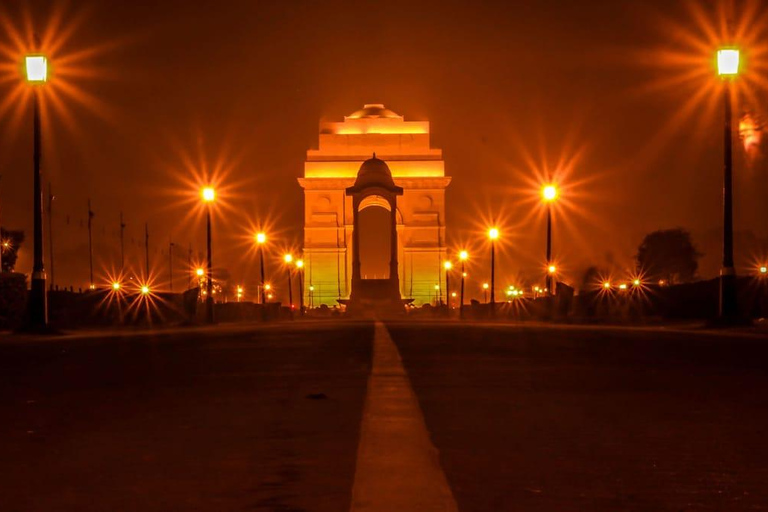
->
<box><xmin>0</xmin><ymin>228</ymin><xmax>25</xmax><ymax>273</ymax></box>
<box><xmin>636</xmin><ymin>228</ymin><xmax>700</xmax><ymax>284</ymax></box>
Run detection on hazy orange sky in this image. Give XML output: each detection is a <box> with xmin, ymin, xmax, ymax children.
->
<box><xmin>1</xmin><ymin>0</ymin><xmax>767</xmax><ymax>300</ymax></box>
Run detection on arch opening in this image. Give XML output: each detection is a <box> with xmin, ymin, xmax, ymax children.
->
<box><xmin>357</xmin><ymin>204</ymin><xmax>391</xmax><ymax>279</ymax></box>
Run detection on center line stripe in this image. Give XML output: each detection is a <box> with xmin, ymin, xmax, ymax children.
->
<box><xmin>349</xmin><ymin>321</ymin><xmax>459</xmax><ymax>512</ymax></box>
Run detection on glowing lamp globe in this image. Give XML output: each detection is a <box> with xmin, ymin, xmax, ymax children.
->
<box><xmin>196</xmin><ymin>268</ymin><xmax>205</xmax><ymax>277</ymax></box>
<box><xmin>488</xmin><ymin>228</ymin><xmax>499</xmax><ymax>240</ymax></box>
<box><xmin>284</xmin><ymin>254</ymin><xmax>293</xmax><ymax>264</ymax></box>
<box><xmin>444</xmin><ymin>261</ymin><xmax>452</xmax><ymax>270</ymax></box>
<box><xmin>202</xmin><ymin>187</ymin><xmax>215</xmax><ymax>202</ymax></box>
<box><xmin>542</xmin><ymin>185</ymin><xmax>557</xmax><ymax>202</ymax></box>
<box><xmin>603</xmin><ymin>281</ymin><xmax>611</xmax><ymax>289</ymax></box>
<box><xmin>112</xmin><ymin>282</ymin><xmax>121</xmax><ymax>291</ymax></box>
<box><xmin>296</xmin><ymin>259</ymin><xmax>304</xmax><ymax>268</ymax></box>
<box><xmin>548</xmin><ymin>265</ymin><xmax>556</xmax><ymax>274</ymax></box>
<box><xmin>717</xmin><ymin>48</ymin><xmax>740</xmax><ymax>76</ymax></box>
<box><xmin>25</xmin><ymin>55</ymin><xmax>48</xmax><ymax>83</ymax></box>
<box><xmin>141</xmin><ymin>285</ymin><xmax>150</xmax><ymax>295</ymax></box>
<box><xmin>256</xmin><ymin>232</ymin><xmax>266</xmax><ymax>244</ymax></box>
<box><xmin>482</xmin><ymin>283</ymin><xmax>489</xmax><ymax>290</ymax></box>
<box><xmin>459</xmin><ymin>250</ymin><xmax>468</xmax><ymax>261</ymax></box>
<box><xmin>761</xmin><ymin>266</ymin><xmax>767</xmax><ymax>275</ymax></box>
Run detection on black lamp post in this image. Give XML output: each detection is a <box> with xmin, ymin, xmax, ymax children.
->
<box><xmin>717</xmin><ymin>48</ymin><xmax>740</xmax><ymax>321</ymax></box>
<box><xmin>25</xmin><ymin>54</ymin><xmax>48</xmax><ymax>329</ymax></box>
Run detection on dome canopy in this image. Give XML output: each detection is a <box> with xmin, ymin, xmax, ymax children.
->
<box><xmin>347</xmin><ymin>104</ymin><xmax>401</xmax><ymax>119</ymax></box>
<box><xmin>346</xmin><ymin>155</ymin><xmax>403</xmax><ymax>195</ymax></box>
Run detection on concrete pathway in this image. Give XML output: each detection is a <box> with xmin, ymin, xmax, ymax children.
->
<box><xmin>349</xmin><ymin>321</ymin><xmax>458</xmax><ymax>512</ymax></box>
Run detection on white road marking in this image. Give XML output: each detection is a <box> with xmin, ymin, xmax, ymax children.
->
<box><xmin>349</xmin><ymin>321</ymin><xmax>459</xmax><ymax>512</ymax></box>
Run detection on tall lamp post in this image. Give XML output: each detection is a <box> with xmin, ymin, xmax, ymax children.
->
<box><xmin>488</xmin><ymin>227</ymin><xmax>499</xmax><ymax>317</ymax></box>
<box><xmin>443</xmin><ymin>260</ymin><xmax>452</xmax><ymax>311</ymax></box>
<box><xmin>284</xmin><ymin>253</ymin><xmax>294</xmax><ymax>320</ymax></box>
<box><xmin>717</xmin><ymin>48</ymin><xmax>740</xmax><ymax>321</ymax></box>
<box><xmin>459</xmin><ymin>250</ymin><xmax>468</xmax><ymax>318</ymax></box>
<box><xmin>202</xmin><ymin>187</ymin><xmax>215</xmax><ymax>323</ymax></box>
<box><xmin>25</xmin><ymin>54</ymin><xmax>48</xmax><ymax>329</ymax></box>
<box><xmin>296</xmin><ymin>259</ymin><xmax>305</xmax><ymax>316</ymax></box>
<box><xmin>542</xmin><ymin>184</ymin><xmax>558</xmax><ymax>296</ymax></box>
<box><xmin>256</xmin><ymin>232</ymin><xmax>267</xmax><ymax>304</ymax></box>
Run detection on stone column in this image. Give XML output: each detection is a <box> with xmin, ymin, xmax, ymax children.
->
<box><xmin>389</xmin><ymin>197</ymin><xmax>398</xmax><ymax>285</ymax></box>
<box><xmin>352</xmin><ymin>196</ymin><xmax>361</xmax><ymax>282</ymax></box>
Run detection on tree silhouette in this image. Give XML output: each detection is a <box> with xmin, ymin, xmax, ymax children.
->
<box><xmin>0</xmin><ymin>228</ymin><xmax>25</xmax><ymax>273</ymax></box>
<box><xmin>636</xmin><ymin>228</ymin><xmax>700</xmax><ymax>284</ymax></box>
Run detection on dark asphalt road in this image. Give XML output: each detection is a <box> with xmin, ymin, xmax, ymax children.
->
<box><xmin>387</xmin><ymin>323</ymin><xmax>768</xmax><ymax>511</ymax></box>
<box><xmin>0</xmin><ymin>323</ymin><xmax>373</xmax><ymax>512</ymax></box>
<box><xmin>1</xmin><ymin>321</ymin><xmax>768</xmax><ymax>511</ymax></box>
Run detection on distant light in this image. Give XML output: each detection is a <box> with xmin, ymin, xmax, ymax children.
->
<box><xmin>284</xmin><ymin>254</ymin><xmax>293</xmax><ymax>264</ymax></box>
<box><xmin>202</xmin><ymin>187</ymin><xmax>215</xmax><ymax>202</ymax></box>
<box><xmin>548</xmin><ymin>265</ymin><xmax>556</xmax><ymax>274</ymax></box>
<box><xmin>88</xmin><ymin>284</ymin><xmax>96</xmax><ymax>290</ymax></box>
<box><xmin>542</xmin><ymin>184</ymin><xmax>558</xmax><ymax>202</ymax></box>
<box><xmin>141</xmin><ymin>285</ymin><xmax>150</xmax><ymax>295</ymax></box>
<box><xmin>112</xmin><ymin>282</ymin><xmax>121</xmax><ymax>291</ymax></box>
<box><xmin>309</xmin><ymin>285</ymin><xmax>314</xmax><ymax>291</ymax></box>
<box><xmin>717</xmin><ymin>48</ymin><xmax>740</xmax><ymax>76</ymax></box>
<box><xmin>761</xmin><ymin>266</ymin><xmax>767</xmax><ymax>275</ymax></box>
<box><xmin>619</xmin><ymin>283</ymin><xmax>628</xmax><ymax>290</ymax></box>
<box><xmin>658</xmin><ymin>279</ymin><xmax>666</xmax><ymax>286</ymax></box>
<box><xmin>267</xmin><ymin>293</ymin><xmax>273</xmax><ymax>299</ymax></box>
<box><xmin>434</xmin><ymin>284</ymin><xmax>440</xmax><ymax>290</ymax></box>
<box><xmin>603</xmin><ymin>281</ymin><xmax>611</xmax><ymax>289</ymax></box>
<box><xmin>237</xmin><ymin>286</ymin><xmax>243</xmax><ymax>293</ymax></box>
<box><xmin>443</xmin><ymin>260</ymin><xmax>452</xmax><ymax>270</ymax></box>
<box><xmin>488</xmin><ymin>227</ymin><xmax>499</xmax><ymax>240</ymax></box>
<box><xmin>633</xmin><ymin>279</ymin><xmax>641</xmax><ymax>286</ymax></box>
<box><xmin>265</xmin><ymin>284</ymin><xmax>271</xmax><ymax>290</ymax></box>
<box><xmin>296</xmin><ymin>259</ymin><xmax>304</xmax><ymax>268</ymax></box>
<box><xmin>196</xmin><ymin>267</ymin><xmax>205</xmax><ymax>277</ymax></box>
<box><xmin>451</xmin><ymin>292</ymin><xmax>457</xmax><ymax>297</ymax></box>
<box><xmin>482</xmin><ymin>283</ymin><xmax>489</xmax><ymax>290</ymax></box>
<box><xmin>25</xmin><ymin>55</ymin><xmax>48</xmax><ymax>83</ymax></box>
<box><xmin>459</xmin><ymin>250</ymin><xmax>468</xmax><ymax>261</ymax></box>
<box><xmin>506</xmin><ymin>290</ymin><xmax>512</xmax><ymax>296</ymax></box>
<box><xmin>256</xmin><ymin>232</ymin><xmax>266</xmax><ymax>244</ymax></box>
<box><xmin>462</xmin><ymin>272</ymin><xmax>467</xmax><ymax>278</ymax></box>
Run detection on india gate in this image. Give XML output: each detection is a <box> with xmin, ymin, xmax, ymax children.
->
<box><xmin>298</xmin><ymin>104</ymin><xmax>451</xmax><ymax>307</ymax></box>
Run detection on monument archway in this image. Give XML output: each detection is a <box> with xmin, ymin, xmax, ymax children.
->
<box><xmin>344</xmin><ymin>156</ymin><xmax>404</xmax><ymax>314</ymax></box>
<box><xmin>298</xmin><ymin>104</ymin><xmax>451</xmax><ymax>307</ymax></box>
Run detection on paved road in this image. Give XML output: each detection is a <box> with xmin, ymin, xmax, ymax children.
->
<box><xmin>1</xmin><ymin>321</ymin><xmax>768</xmax><ymax>511</ymax></box>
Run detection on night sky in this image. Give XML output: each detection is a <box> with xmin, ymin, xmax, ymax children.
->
<box><xmin>1</xmin><ymin>0</ymin><xmax>767</xmax><ymax>300</ymax></box>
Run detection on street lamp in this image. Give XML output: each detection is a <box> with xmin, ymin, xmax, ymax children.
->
<box><xmin>296</xmin><ymin>259</ymin><xmax>305</xmax><ymax>316</ymax></box>
<box><xmin>202</xmin><ymin>186</ymin><xmax>215</xmax><ymax>323</ymax></box>
<box><xmin>443</xmin><ymin>260</ymin><xmax>452</xmax><ymax>310</ymax></box>
<box><xmin>256</xmin><ymin>232</ymin><xmax>267</xmax><ymax>304</ymax></box>
<box><xmin>482</xmin><ymin>282</ymin><xmax>489</xmax><ymax>303</ymax></box>
<box><xmin>284</xmin><ymin>253</ymin><xmax>294</xmax><ymax>319</ymax></box>
<box><xmin>488</xmin><ymin>228</ymin><xmax>499</xmax><ymax>316</ymax></box>
<box><xmin>542</xmin><ymin>184</ymin><xmax>558</xmax><ymax>297</ymax></box>
<box><xmin>716</xmin><ymin>47</ymin><xmax>740</xmax><ymax>321</ymax></box>
<box><xmin>25</xmin><ymin>53</ymin><xmax>49</xmax><ymax>329</ymax></box>
<box><xmin>459</xmin><ymin>250</ymin><xmax>468</xmax><ymax>318</ymax></box>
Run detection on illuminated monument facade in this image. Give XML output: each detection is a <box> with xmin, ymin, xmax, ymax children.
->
<box><xmin>298</xmin><ymin>104</ymin><xmax>451</xmax><ymax>307</ymax></box>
